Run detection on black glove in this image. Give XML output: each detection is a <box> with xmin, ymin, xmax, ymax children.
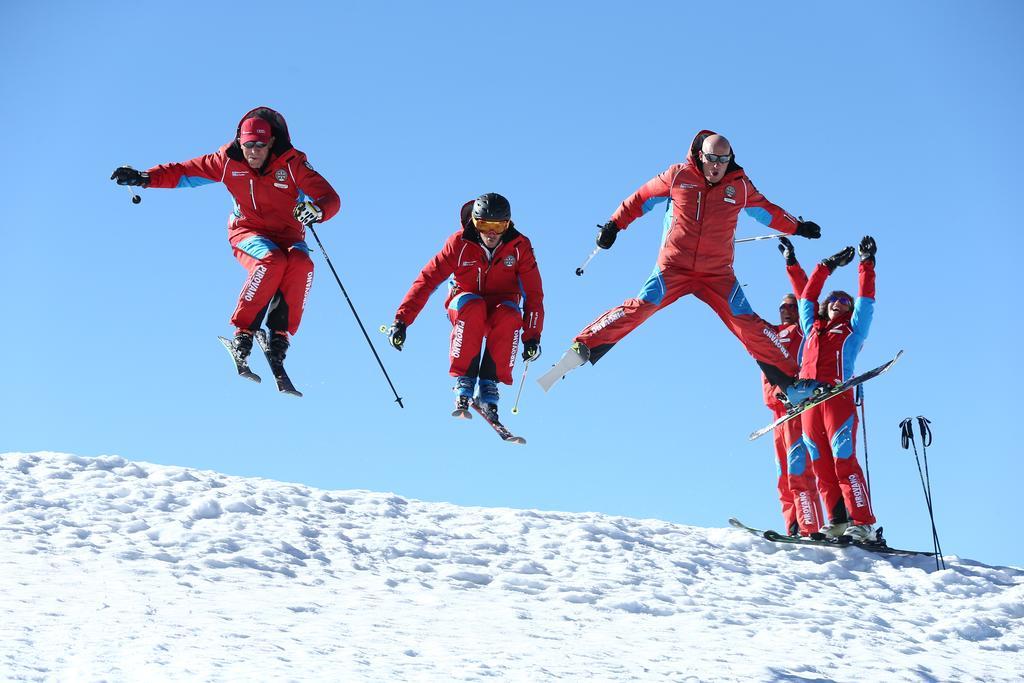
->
<box><xmin>110</xmin><ymin>166</ymin><xmax>149</xmax><ymax>187</ymax></box>
<box><xmin>794</xmin><ymin>220</ymin><xmax>821</xmax><ymax>239</ymax></box>
<box><xmin>596</xmin><ymin>220</ymin><xmax>619</xmax><ymax>249</ymax></box>
<box><xmin>859</xmin><ymin>235</ymin><xmax>877</xmax><ymax>263</ymax></box>
<box><xmin>821</xmin><ymin>246</ymin><xmax>855</xmax><ymax>273</ymax></box>
<box><xmin>387</xmin><ymin>320</ymin><xmax>406</xmax><ymax>351</ymax></box>
<box><xmin>777</xmin><ymin>236</ymin><xmax>797</xmax><ymax>266</ymax></box>
<box><xmin>522</xmin><ymin>339</ymin><xmax>541</xmax><ymax>362</ymax></box>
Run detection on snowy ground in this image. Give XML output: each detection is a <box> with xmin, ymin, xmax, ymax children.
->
<box><xmin>1</xmin><ymin>452</ymin><xmax>1022</xmax><ymax>681</ymax></box>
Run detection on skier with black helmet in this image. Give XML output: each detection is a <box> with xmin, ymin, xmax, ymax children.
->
<box><xmin>110</xmin><ymin>107</ymin><xmax>340</xmax><ymax>391</ymax></box>
<box><xmin>386</xmin><ymin>193</ymin><xmax>544</xmax><ymax>421</ymax></box>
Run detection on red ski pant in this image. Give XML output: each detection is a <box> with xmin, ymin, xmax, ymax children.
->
<box><xmin>773</xmin><ymin>411</ymin><xmax>823</xmax><ymax>536</ymax></box>
<box><xmin>801</xmin><ymin>391</ymin><xmax>876</xmax><ymax>526</ymax></box>
<box><xmin>230</xmin><ymin>235</ymin><xmax>314</xmax><ymax>336</ymax></box>
<box><xmin>575</xmin><ymin>266</ymin><xmax>798</xmax><ymax>375</ymax></box>
<box><xmin>447</xmin><ymin>293</ymin><xmax>522</xmax><ymax>384</ymax></box>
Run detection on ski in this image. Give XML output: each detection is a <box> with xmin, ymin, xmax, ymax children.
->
<box><xmin>218</xmin><ymin>336</ymin><xmax>261</xmax><ymax>384</ymax></box>
<box><xmin>254</xmin><ymin>330</ymin><xmax>303</xmax><ymax>397</ymax></box>
<box><xmin>749</xmin><ymin>350</ymin><xmax>904</xmax><ymax>441</ymax></box>
<box><xmin>536</xmin><ymin>344</ymin><xmax>587</xmax><ymax>392</ymax></box>
<box><xmin>728</xmin><ymin>518</ymin><xmax>935</xmax><ymax>557</ymax></box>
<box><xmin>469</xmin><ymin>398</ymin><xmax>526</xmax><ymax>444</ymax></box>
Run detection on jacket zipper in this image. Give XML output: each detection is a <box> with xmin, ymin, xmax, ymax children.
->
<box><xmin>249</xmin><ymin>179</ymin><xmax>257</xmax><ymax>211</ymax></box>
<box><xmin>695</xmin><ymin>191</ymin><xmax>702</xmax><ymax>221</ymax></box>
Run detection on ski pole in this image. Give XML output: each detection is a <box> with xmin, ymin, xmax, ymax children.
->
<box><xmin>510</xmin><ymin>360</ymin><xmax>532</xmax><ymax>415</ymax></box>
<box><xmin>916</xmin><ymin>416</ymin><xmax>945</xmax><ymax>569</ymax></box>
<box><xmin>735</xmin><ymin>234</ymin><xmax>782</xmax><ymax>244</ymax></box>
<box><xmin>575</xmin><ymin>246</ymin><xmax>601</xmax><ymax>276</ymax></box>
<box><xmin>307</xmin><ymin>224</ymin><xmax>404</xmax><ymax>408</ymax></box>
<box><xmin>856</xmin><ymin>385</ymin><xmax>870</xmax><ymax>491</ymax></box>
<box><xmin>900</xmin><ymin>418</ymin><xmax>941</xmax><ymax>569</ymax></box>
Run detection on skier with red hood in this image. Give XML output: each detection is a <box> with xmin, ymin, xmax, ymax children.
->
<box><xmin>538</xmin><ymin>130</ymin><xmax>826</xmax><ymax>406</ymax></box>
<box><xmin>111</xmin><ymin>107</ymin><xmax>340</xmax><ymax>389</ymax></box>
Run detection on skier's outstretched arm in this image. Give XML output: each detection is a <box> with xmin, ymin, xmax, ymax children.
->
<box><xmin>851</xmin><ymin>236</ymin><xmax>877</xmax><ymax>335</ymax></box>
<box><xmin>743</xmin><ymin>178</ymin><xmax>820</xmax><ymax>240</ymax></box>
<box><xmin>394</xmin><ymin>237</ymin><xmax>458</xmax><ymax>328</ymax></box>
<box><xmin>144</xmin><ymin>151</ymin><xmax>228</xmax><ymax>189</ymax></box>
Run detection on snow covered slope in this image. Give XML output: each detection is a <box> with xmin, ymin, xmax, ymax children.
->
<box><xmin>2</xmin><ymin>452</ymin><xmax>1022</xmax><ymax>681</ymax></box>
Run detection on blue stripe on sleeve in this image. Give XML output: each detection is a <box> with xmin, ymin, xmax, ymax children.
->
<box><xmin>744</xmin><ymin>207</ymin><xmax>772</xmax><ymax>226</ymax></box>
<box><xmin>175</xmin><ymin>176</ymin><xmax>216</xmax><ymax>189</ymax></box>
<box><xmin>797</xmin><ymin>300</ymin><xmax>815</xmax><ymax>337</ymax></box>
<box><xmin>641</xmin><ymin>196</ymin><xmax>668</xmax><ymax>216</ymax></box>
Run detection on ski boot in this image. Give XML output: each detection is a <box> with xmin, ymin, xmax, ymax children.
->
<box><xmin>843</xmin><ymin>524</ymin><xmax>876</xmax><ymax>542</ymax></box>
<box><xmin>231</xmin><ymin>329</ymin><xmax>255</xmax><ymax>364</ymax></box>
<box><xmin>266</xmin><ymin>332</ymin><xmax>289</xmax><ymax>372</ymax></box>
<box><xmin>452</xmin><ymin>376</ymin><xmax>475</xmax><ymax>419</ymax></box>
<box><xmin>476</xmin><ymin>379</ymin><xmax>500</xmax><ymax>419</ymax></box>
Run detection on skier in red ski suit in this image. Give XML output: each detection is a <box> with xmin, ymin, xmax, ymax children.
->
<box><xmin>541</xmin><ymin>130</ymin><xmax>826</xmax><ymax>406</ymax></box>
<box><xmin>797</xmin><ymin>236</ymin><xmax>879</xmax><ymax>541</ymax></box>
<box><xmin>110</xmin><ymin>106</ymin><xmax>340</xmax><ymax>370</ymax></box>
<box><xmin>386</xmin><ymin>193</ymin><xmax>544</xmax><ymax>415</ymax></box>
<box><xmin>765</xmin><ymin>237</ymin><xmax>823</xmax><ymax>537</ymax></box>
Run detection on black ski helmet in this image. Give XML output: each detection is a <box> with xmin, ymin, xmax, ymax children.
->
<box><xmin>472</xmin><ymin>193</ymin><xmax>511</xmax><ymax>222</ymax></box>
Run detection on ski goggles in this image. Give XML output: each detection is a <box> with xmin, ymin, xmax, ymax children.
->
<box><xmin>473</xmin><ymin>217</ymin><xmax>510</xmax><ymax>234</ymax></box>
<box><xmin>826</xmin><ymin>294</ymin><xmax>853</xmax><ymax>307</ymax></box>
<box><xmin>701</xmin><ymin>152</ymin><xmax>733</xmax><ymax>164</ymax></box>
<box><xmin>242</xmin><ymin>141</ymin><xmax>269</xmax><ymax>149</ymax></box>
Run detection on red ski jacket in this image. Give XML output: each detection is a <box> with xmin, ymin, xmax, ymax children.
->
<box><xmin>762</xmin><ymin>263</ymin><xmax>809</xmax><ymax>410</ymax></box>
<box><xmin>611</xmin><ymin>130</ymin><xmax>800</xmax><ymax>274</ymax></box>
<box><xmin>798</xmin><ymin>260</ymin><xmax>876</xmax><ymax>384</ymax></box>
<box><xmin>145</xmin><ymin>107</ymin><xmax>340</xmax><ymax>247</ymax></box>
<box><xmin>395</xmin><ymin>201</ymin><xmax>545</xmax><ymax>342</ymax></box>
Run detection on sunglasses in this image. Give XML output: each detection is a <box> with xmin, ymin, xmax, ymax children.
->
<box><xmin>702</xmin><ymin>152</ymin><xmax>732</xmax><ymax>164</ymax></box>
<box><xmin>827</xmin><ymin>295</ymin><xmax>853</xmax><ymax>307</ymax></box>
<box><xmin>242</xmin><ymin>141</ymin><xmax>268</xmax><ymax>149</ymax></box>
<box><xmin>474</xmin><ymin>218</ymin><xmax>510</xmax><ymax>234</ymax></box>
<box><xmin>779</xmin><ymin>303</ymin><xmax>797</xmax><ymax>311</ymax></box>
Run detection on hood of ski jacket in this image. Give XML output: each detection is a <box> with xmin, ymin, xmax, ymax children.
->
<box><xmin>395</xmin><ymin>200</ymin><xmax>544</xmax><ymax>341</ymax></box>
<box><xmin>610</xmin><ymin>130</ymin><xmax>800</xmax><ymax>274</ymax></box>
<box><xmin>798</xmin><ymin>260</ymin><xmax>876</xmax><ymax>384</ymax></box>
<box><xmin>145</xmin><ymin>106</ymin><xmax>340</xmax><ymax>247</ymax></box>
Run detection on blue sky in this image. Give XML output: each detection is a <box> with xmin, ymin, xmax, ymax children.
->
<box><xmin>4</xmin><ymin>1</ymin><xmax>1022</xmax><ymax>566</ymax></box>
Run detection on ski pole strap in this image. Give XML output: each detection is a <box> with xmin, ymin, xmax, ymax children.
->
<box><xmin>899</xmin><ymin>417</ymin><xmax>915</xmax><ymax>450</ymax></box>
<box><xmin>916</xmin><ymin>416</ymin><xmax>932</xmax><ymax>447</ymax></box>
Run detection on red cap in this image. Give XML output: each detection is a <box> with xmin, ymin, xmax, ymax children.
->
<box><xmin>240</xmin><ymin>117</ymin><xmax>273</xmax><ymax>144</ymax></box>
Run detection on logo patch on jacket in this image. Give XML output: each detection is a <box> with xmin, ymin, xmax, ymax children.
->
<box><xmin>275</xmin><ymin>169</ymin><xmax>288</xmax><ymax>182</ymax></box>
<box><xmin>724</xmin><ymin>185</ymin><xmax>737</xmax><ymax>204</ymax></box>
<box><xmin>503</xmin><ymin>255</ymin><xmax>515</xmax><ymax>267</ymax></box>
<box><xmin>461</xmin><ymin>260</ymin><xmax>477</xmax><ymax>266</ymax></box>
<box><xmin>232</xmin><ymin>171</ymin><xmax>249</xmax><ymax>177</ymax></box>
